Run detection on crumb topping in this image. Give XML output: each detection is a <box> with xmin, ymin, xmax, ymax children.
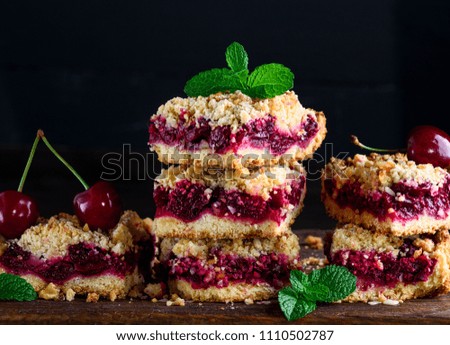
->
<box><xmin>86</xmin><ymin>292</ymin><xmax>100</xmax><ymax>303</ymax></box>
<box><xmin>166</xmin><ymin>293</ymin><xmax>186</xmax><ymax>306</ymax></box>
<box><xmin>330</xmin><ymin>224</ymin><xmax>446</xmax><ymax>256</ymax></box>
<box><xmin>39</xmin><ymin>283</ymin><xmax>60</xmax><ymax>300</ymax></box>
<box><xmin>65</xmin><ymin>288</ymin><xmax>76</xmax><ymax>302</ymax></box>
<box><xmin>324</xmin><ymin>153</ymin><xmax>449</xmax><ymax>191</ymax></box>
<box><xmin>153</xmin><ymin>90</ymin><xmax>312</xmax><ymax>132</ymax></box>
<box><xmin>300</xmin><ymin>257</ymin><xmax>328</xmax><ymax>273</ymax></box>
<box><xmin>304</xmin><ymin>235</ymin><xmax>324</xmax><ymax>250</ymax></box>
<box><xmin>155</xmin><ymin>164</ymin><xmax>305</xmax><ymax>201</ymax></box>
<box><xmin>331</xmin><ymin>224</ymin><xmax>404</xmax><ymax>254</ymax></box>
<box><xmin>16</xmin><ymin>210</ymin><xmax>151</xmax><ymax>259</ymax></box>
<box><xmin>160</xmin><ymin>232</ymin><xmax>300</xmax><ymax>261</ymax></box>
<box><xmin>144</xmin><ymin>282</ymin><xmax>165</xmax><ymax>299</ymax></box>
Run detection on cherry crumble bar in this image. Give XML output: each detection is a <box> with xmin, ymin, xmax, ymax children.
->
<box><xmin>148</xmin><ymin>91</ymin><xmax>326</xmax><ymax>168</ymax></box>
<box><xmin>153</xmin><ymin>164</ymin><xmax>307</xmax><ymax>239</ymax></box>
<box><xmin>0</xmin><ymin>211</ymin><xmax>157</xmax><ymax>301</ymax></box>
<box><xmin>325</xmin><ymin>224</ymin><xmax>450</xmax><ymax>302</ymax></box>
<box><xmin>159</xmin><ymin>232</ymin><xmax>301</xmax><ymax>302</ymax></box>
<box><xmin>322</xmin><ymin>153</ymin><xmax>450</xmax><ymax>236</ymax></box>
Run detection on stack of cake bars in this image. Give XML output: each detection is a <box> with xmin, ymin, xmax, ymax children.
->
<box><xmin>148</xmin><ymin>91</ymin><xmax>327</xmax><ymax>302</ymax></box>
<box><xmin>321</xmin><ymin>153</ymin><xmax>450</xmax><ymax>302</ymax></box>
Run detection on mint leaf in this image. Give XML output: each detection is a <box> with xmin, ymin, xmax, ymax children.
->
<box><xmin>184</xmin><ymin>42</ymin><xmax>294</xmax><ymax>99</ymax></box>
<box><xmin>303</xmin><ymin>283</ymin><xmax>330</xmax><ymax>302</ymax></box>
<box><xmin>289</xmin><ymin>269</ymin><xmax>309</xmax><ymax>293</ymax></box>
<box><xmin>279</xmin><ymin>266</ymin><xmax>356</xmax><ymax>321</ymax></box>
<box><xmin>290</xmin><ymin>270</ymin><xmax>330</xmax><ymax>301</ymax></box>
<box><xmin>308</xmin><ymin>265</ymin><xmax>356</xmax><ymax>302</ymax></box>
<box><xmin>246</xmin><ymin>63</ymin><xmax>294</xmax><ymax>99</ymax></box>
<box><xmin>225</xmin><ymin>42</ymin><xmax>248</xmax><ymax>72</ymax></box>
<box><xmin>184</xmin><ymin>68</ymin><xmax>242</xmax><ymax>97</ymax></box>
<box><xmin>278</xmin><ymin>286</ymin><xmax>316</xmax><ymax>321</ymax></box>
<box><xmin>0</xmin><ymin>273</ymin><xmax>37</xmax><ymax>301</ymax></box>
<box><xmin>234</xmin><ymin>68</ymin><xmax>249</xmax><ymax>86</ymax></box>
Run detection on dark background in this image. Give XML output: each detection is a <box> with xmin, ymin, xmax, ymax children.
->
<box><xmin>1</xmin><ymin>0</ymin><xmax>449</xmax><ymax>227</ymax></box>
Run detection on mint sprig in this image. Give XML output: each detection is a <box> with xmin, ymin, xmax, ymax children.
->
<box><xmin>184</xmin><ymin>42</ymin><xmax>294</xmax><ymax>99</ymax></box>
<box><xmin>0</xmin><ymin>273</ymin><xmax>38</xmax><ymax>301</ymax></box>
<box><xmin>278</xmin><ymin>266</ymin><xmax>356</xmax><ymax>321</ymax></box>
<box><xmin>246</xmin><ymin>63</ymin><xmax>294</xmax><ymax>99</ymax></box>
<box><xmin>225</xmin><ymin>41</ymin><xmax>248</xmax><ymax>73</ymax></box>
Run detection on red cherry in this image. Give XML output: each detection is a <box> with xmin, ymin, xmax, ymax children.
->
<box><xmin>73</xmin><ymin>181</ymin><xmax>122</xmax><ymax>230</ymax></box>
<box><xmin>407</xmin><ymin>126</ymin><xmax>450</xmax><ymax>168</ymax></box>
<box><xmin>0</xmin><ymin>190</ymin><xmax>39</xmax><ymax>239</ymax></box>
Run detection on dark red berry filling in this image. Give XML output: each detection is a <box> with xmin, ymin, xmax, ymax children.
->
<box><xmin>167</xmin><ymin>249</ymin><xmax>297</xmax><ymax>289</ymax></box>
<box><xmin>330</xmin><ymin>240</ymin><xmax>437</xmax><ymax>290</ymax></box>
<box><xmin>154</xmin><ymin>177</ymin><xmax>306</xmax><ymax>224</ymax></box>
<box><xmin>323</xmin><ymin>177</ymin><xmax>450</xmax><ymax>223</ymax></box>
<box><xmin>0</xmin><ymin>242</ymin><xmax>137</xmax><ymax>284</ymax></box>
<box><xmin>148</xmin><ymin>114</ymin><xmax>319</xmax><ymax>155</ymax></box>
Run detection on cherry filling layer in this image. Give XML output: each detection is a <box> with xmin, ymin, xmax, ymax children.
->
<box><xmin>0</xmin><ymin>242</ymin><xmax>137</xmax><ymax>285</ymax></box>
<box><xmin>330</xmin><ymin>240</ymin><xmax>437</xmax><ymax>291</ymax></box>
<box><xmin>154</xmin><ymin>177</ymin><xmax>306</xmax><ymax>224</ymax></box>
<box><xmin>167</xmin><ymin>249</ymin><xmax>295</xmax><ymax>289</ymax></box>
<box><xmin>148</xmin><ymin>114</ymin><xmax>319</xmax><ymax>155</ymax></box>
<box><xmin>323</xmin><ymin>177</ymin><xmax>450</xmax><ymax>222</ymax></box>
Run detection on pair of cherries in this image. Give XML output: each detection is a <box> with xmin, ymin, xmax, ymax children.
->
<box><xmin>0</xmin><ymin>130</ymin><xmax>122</xmax><ymax>239</ymax></box>
<box><xmin>352</xmin><ymin>125</ymin><xmax>450</xmax><ymax>169</ymax></box>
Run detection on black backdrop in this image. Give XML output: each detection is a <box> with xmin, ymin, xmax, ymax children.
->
<box><xmin>2</xmin><ymin>0</ymin><xmax>450</xmax><ymax>149</ymax></box>
<box><xmin>1</xmin><ymin>0</ymin><xmax>449</xmax><ymax>224</ymax></box>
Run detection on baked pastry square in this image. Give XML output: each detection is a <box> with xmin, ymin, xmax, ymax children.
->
<box><xmin>0</xmin><ymin>211</ymin><xmax>156</xmax><ymax>301</ymax></box>
<box><xmin>160</xmin><ymin>232</ymin><xmax>301</xmax><ymax>302</ymax></box>
<box><xmin>322</xmin><ymin>153</ymin><xmax>450</xmax><ymax>236</ymax></box>
<box><xmin>325</xmin><ymin>224</ymin><xmax>450</xmax><ymax>302</ymax></box>
<box><xmin>148</xmin><ymin>91</ymin><xmax>326</xmax><ymax>168</ymax></box>
<box><xmin>153</xmin><ymin>164</ymin><xmax>307</xmax><ymax>239</ymax></box>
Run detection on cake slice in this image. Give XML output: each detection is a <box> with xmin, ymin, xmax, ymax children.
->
<box><xmin>322</xmin><ymin>153</ymin><xmax>450</xmax><ymax>236</ymax></box>
<box><xmin>160</xmin><ymin>232</ymin><xmax>301</xmax><ymax>302</ymax></box>
<box><xmin>0</xmin><ymin>211</ymin><xmax>156</xmax><ymax>301</ymax></box>
<box><xmin>153</xmin><ymin>163</ymin><xmax>307</xmax><ymax>239</ymax></box>
<box><xmin>148</xmin><ymin>91</ymin><xmax>326</xmax><ymax>168</ymax></box>
<box><xmin>325</xmin><ymin>224</ymin><xmax>450</xmax><ymax>302</ymax></box>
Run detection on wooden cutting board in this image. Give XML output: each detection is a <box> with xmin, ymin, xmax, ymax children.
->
<box><xmin>1</xmin><ymin>230</ymin><xmax>449</xmax><ymax>325</ymax></box>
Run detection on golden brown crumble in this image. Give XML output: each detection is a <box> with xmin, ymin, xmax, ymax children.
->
<box><xmin>304</xmin><ymin>235</ymin><xmax>324</xmax><ymax>250</ymax></box>
<box><xmin>330</xmin><ymin>224</ymin><xmax>446</xmax><ymax>257</ymax></box>
<box><xmin>153</xmin><ymin>91</ymin><xmax>311</xmax><ymax>133</ymax></box>
<box><xmin>300</xmin><ymin>257</ymin><xmax>328</xmax><ymax>273</ymax></box>
<box><xmin>166</xmin><ymin>294</ymin><xmax>185</xmax><ymax>306</ymax></box>
<box><xmin>65</xmin><ymin>288</ymin><xmax>76</xmax><ymax>302</ymax></box>
<box><xmin>144</xmin><ymin>282</ymin><xmax>165</xmax><ymax>299</ymax></box>
<box><xmin>155</xmin><ymin>164</ymin><xmax>306</xmax><ymax>201</ymax></box>
<box><xmin>16</xmin><ymin>210</ymin><xmax>151</xmax><ymax>259</ymax></box>
<box><xmin>160</xmin><ymin>232</ymin><xmax>300</xmax><ymax>262</ymax></box>
<box><xmin>324</xmin><ymin>153</ymin><xmax>448</xmax><ymax>192</ymax></box>
<box><xmin>86</xmin><ymin>292</ymin><xmax>100</xmax><ymax>303</ymax></box>
<box><xmin>39</xmin><ymin>283</ymin><xmax>60</xmax><ymax>300</ymax></box>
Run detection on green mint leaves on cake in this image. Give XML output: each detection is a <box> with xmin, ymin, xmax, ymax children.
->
<box><xmin>225</xmin><ymin>41</ymin><xmax>249</xmax><ymax>73</ymax></box>
<box><xmin>0</xmin><ymin>273</ymin><xmax>38</xmax><ymax>301</ymax></box>
<box><xmin>184</xmin><ymin>42</ymin><xmax>294</xmax><ymax>99</ymax></box>
<box><xmin>279</xmin><ymin>266</ymin><xmax>356</xmax><ymax>321</ymax></box>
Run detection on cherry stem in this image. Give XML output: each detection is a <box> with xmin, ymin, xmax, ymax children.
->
<box><xmin>38</xmin><ymin>129</ymin><xmax>90</xmax><ymax>190</ymax></box>
<box><xmin>350</xmin><ymin>135</ymin><xmax>406</xmax><ymax>153</ymax></box>
<box><xmin>18</xmin><ymin>132</ymin><xmax>40</xmax><ymax>193</ymax></box>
